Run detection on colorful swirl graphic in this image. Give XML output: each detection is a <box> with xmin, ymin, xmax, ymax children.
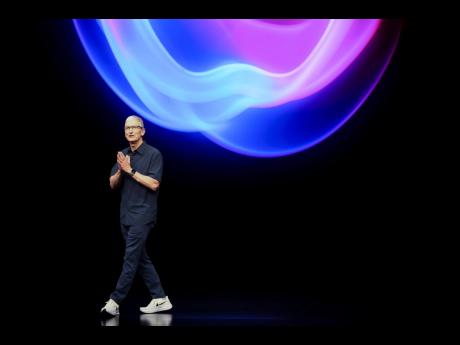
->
<box><xmin>74</xmin><ymin>19</ymin><xmax>401</xmax><ymax>157</ymax></box>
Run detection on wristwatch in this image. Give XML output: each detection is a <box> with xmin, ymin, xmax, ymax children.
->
<box><xmin>130</xmin><ymin>168</ymin><xmax>137</xmax><ymax>176</ymax></box>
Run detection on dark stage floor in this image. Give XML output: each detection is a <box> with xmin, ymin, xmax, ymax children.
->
<box><xmin>97</xmin><ymin>294</ymin><xmax>369</xmax><ymax>328</ymax></box>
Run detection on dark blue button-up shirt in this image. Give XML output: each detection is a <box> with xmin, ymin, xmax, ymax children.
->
<box><xmin>111</xmin><ymin>142</ymin><xmax>163</xmax><ymax>225</ymax></box>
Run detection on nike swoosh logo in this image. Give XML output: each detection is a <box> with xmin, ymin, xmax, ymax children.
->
<box><xmin>156</xmin><ymin>301</ymin><xmax>166</xmax><ymax>306</ymax></box>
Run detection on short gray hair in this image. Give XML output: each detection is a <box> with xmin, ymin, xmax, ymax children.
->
<box><xmin>126</xmin><ymin>115</ymin><xmax>144</xmax><ymax>128</ymax></box>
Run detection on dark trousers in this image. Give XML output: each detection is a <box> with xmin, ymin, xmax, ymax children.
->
<box><xmin>110</xmin><ymin>222</ymin><xmax>165</xmax><ymax>304</ymax></box>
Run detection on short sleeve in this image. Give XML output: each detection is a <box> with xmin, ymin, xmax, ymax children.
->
<box><xmin>147</xmin><ymin>150</ymin><xmax>163</xmax><ymax>182</ymax></box>
<box><xmin>110</xmin><ymin>162</ymin><xmax>119</xmax><ymax>176</ymax></box>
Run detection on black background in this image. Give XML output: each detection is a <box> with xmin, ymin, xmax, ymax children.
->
<box><xmin>7</xmin><ymin>11</ymin><xmax>434</xmax><ymax>332</ymax></box>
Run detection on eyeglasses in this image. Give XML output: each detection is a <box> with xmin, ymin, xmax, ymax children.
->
<box><xmin>125</xmin><ymin>126</ymin><xmax>143</xmax><ymax>131</ymax></box>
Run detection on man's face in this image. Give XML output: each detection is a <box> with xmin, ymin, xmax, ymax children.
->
<box><xmin>124</xmin><ymin>118</ymin><xmax>145</xmax><ymax>143</ymax></box>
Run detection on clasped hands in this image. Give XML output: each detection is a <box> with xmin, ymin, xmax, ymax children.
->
<box><xmin>117</xmin><ymin>152</ymin><xmax>132</xmax><ymax>174</ymax></box>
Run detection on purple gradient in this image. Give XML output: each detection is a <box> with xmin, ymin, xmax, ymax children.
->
<box><xmin>73</xmin><ymin>19</ymin><xmax>401</xmax><ymax>157</ymax></box>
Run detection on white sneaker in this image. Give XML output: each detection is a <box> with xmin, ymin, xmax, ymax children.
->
<box><xmin>101</xmin><ymin>299</ymin><xmax>120</xmax><ymax>316</ymax></box>
<box><xmin>140</xmin><ymin>296</ymin><xmax>173</xmax><ymax>314</ymax></box>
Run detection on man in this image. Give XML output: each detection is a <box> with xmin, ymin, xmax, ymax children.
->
<box><xmin>101</xmin><ymin>115</ymin><xmax>172</xmax><ymax>317</ymax></box>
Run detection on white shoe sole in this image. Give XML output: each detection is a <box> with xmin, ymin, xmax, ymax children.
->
<box><xmin>101</xmin><ymin>307</ymin><xmax>120</xmax><ymax>316</ymax></box>
<box><xmin>140</xmin><ymin>302</ymin><xmax>173</xmax><ymax>314</ymax></box>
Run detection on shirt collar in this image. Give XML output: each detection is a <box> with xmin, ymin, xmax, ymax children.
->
<box><xmin>129</xmin><ymin>141</ymin><xmax>146</xmax><ymax>156</ymax></box>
